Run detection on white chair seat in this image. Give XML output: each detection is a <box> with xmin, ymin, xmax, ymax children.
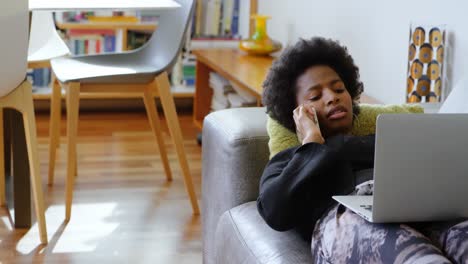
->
<box><xmin>28</xmin><ymin>42</ymin><xmax>69</xmax><ymax>62</ymax></box>
<box><xmin>51</xmin><ymin>55</ymin><xmax>164</xmax><ymax>84</ymax></box>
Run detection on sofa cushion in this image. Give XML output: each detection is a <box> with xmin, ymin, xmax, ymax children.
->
<box><xmin>215</xmin><ymin>202</ymin><xmax>312</xmax><ymax>264</ymax></box>
<box><xmin>267</xmin><ymin>104</ymin><xmax>424</xmax><ymax>158</ymax></box>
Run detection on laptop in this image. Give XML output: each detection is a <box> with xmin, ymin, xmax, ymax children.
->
<box><xmin>333</xmin><ymin>113</ymin><xmax>468</xmax><ymax>223</ymax></box>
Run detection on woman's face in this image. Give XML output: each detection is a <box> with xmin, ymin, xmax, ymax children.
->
<box><xmin>295</xmin><ymin>65</ymin><xmax>354</xmax><ymax>138</ymax></box>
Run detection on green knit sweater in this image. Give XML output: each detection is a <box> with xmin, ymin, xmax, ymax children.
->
<box><xmin>267</xmin><ymin>104</ymin><xmax>424</xmax><ymax>159</ymax></box>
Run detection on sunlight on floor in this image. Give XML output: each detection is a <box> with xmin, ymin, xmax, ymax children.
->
<box><xmin>1</xmin><ymin>216</ymin><xmax>13</xmax><ymax>231</ymax></box>
<box><xmin>16</xmin><ymin>202</ymin><xmax>119</xmax><ymax>254</ymax></box>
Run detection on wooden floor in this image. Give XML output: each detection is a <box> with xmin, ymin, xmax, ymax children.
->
<box><xmin>0</xmin><ymin>111</ymin><xmax>202</xmax><ymax>263</ymax></box>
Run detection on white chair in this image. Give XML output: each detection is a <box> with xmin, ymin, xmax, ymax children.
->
<box><xmin>28</xmin><ymin>11</ymin><xmax>70</xmax><ymax>185</ymax></box>
<box><xmin>28</xmin><ymin>11</ymin><xmax>70</xmax><ymax>65</ymax></box>
<box><xmin>0</xmin><ymin>0</ymin><xmax>48</xmax><ymax>244</ymax></box>
<box><xmin>50</xmin><ymin>0</ymin><xmax>199</xmax><ymax>220</ymax></box>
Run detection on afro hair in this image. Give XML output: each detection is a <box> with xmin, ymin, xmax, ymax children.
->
<box><xmin>262</xmin><ymin>37</ymin><xmax>364</xmax><ymax>132</ymax></box>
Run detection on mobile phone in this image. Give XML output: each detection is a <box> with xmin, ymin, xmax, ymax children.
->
<box><xmin>307</xmin><ymin>105</ymin><xmax>320</xmax><ymax>130</ymax></box>
<box><xmin>312</xmin><ymin>107</ymin><xmax>320</xmax><ymax>130</ymax></box>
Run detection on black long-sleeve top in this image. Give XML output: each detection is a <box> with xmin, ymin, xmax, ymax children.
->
<box><xmin>257</xmin><ymin>134</ymin><xmax>376</xmax><ymax>240</ymax></box>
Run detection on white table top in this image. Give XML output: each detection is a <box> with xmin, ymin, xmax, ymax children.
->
<box><xmin>29</xmin><ymin>0</ymin><xmax>180</xmax><ymax>11</ymax></box>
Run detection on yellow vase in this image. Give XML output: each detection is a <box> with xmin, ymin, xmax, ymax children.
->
<box><xmin>239</xmin><ymin>15</ymin><xmax>282</xmax><ymax>56</ymax></box>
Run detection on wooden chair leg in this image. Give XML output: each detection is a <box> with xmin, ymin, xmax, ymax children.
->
<box><xmin>143</xmin><ymin>85</ymin><xmax>172</xmax><ymax>181</ymax></box>
<box><xmin>74</xmin><ymin>149</ymin><xmax>78</xmax><ymax>177</ymax></box>
<box><xmin>65</xmin><ymin>82</ymin><xmax>80</xmax><ymax>221</ymax></box>
<box><xmin>155</xmin><ymin>72</ymin><xmax>200</xmax><ymax>215</ymax></box>
<box><xmin>52</xmin><ymin>75</ymin><xmax>61</xmax><ymax>149</ymax></box>
<box><xmin>48</xmin><ymin>77</ymin><xmax>61</xmax><ymax>185</ymax></box>
<box><xmin>19</xmin><ymin>82</ymin><xmax>48</xmax><ymax>244</ymax></box>
<box><xmin>0</xmin><ymin>108</ymin><xmax>4</xmax><ymax>206</ymax></box>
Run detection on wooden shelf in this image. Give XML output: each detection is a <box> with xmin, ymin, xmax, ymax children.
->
<box><xmin>32</xmin><ymin>86</ymin><xmax>194</xmax><ymax>100</ymax></box>
<box><xmin>57</xmin><ymin>22</ymin><xmax>157</xmax><ymax>32</ymax></box>
<box><xmin>192</xmin><ymin>49</ymin><xmax>268</xmax><ymax>129</ymax></box>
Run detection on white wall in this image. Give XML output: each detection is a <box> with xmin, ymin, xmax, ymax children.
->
<box><xmin>258</xmin><ymin>0</ymin><xmax>468</xmax><ymax>104</ymax></box>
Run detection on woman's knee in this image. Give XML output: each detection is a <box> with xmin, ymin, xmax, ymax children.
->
<box><xmin>441</xmin><ymin>220</ymin><xmax>468</xmax><ymax>263</ymax></box>
<box><xmin>311</xmin><ymin>206</ymin><xmax>451</xmax><ymax>264</ymax></box>
<box><xmin>311</xmin><ymin>206</ymin><xmax>375</xmax><ymax>262</ymax></box>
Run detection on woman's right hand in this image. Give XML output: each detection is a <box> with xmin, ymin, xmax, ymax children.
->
<box><xmin>293</xmin><ymin>103</ymin><xmax>325</xmax><ymax>145</ymax></box>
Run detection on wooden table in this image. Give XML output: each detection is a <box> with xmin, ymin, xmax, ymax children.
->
<box><xmin>193</xmin><ymin>49</ymin><xmax>272</xmax><ymax>129</ymax></box>
<box><xmin>192</xmin><ymin>49</ymin><xmax>380</xmax><ymax>129</ymax></box>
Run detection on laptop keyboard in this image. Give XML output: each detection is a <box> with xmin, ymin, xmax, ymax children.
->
<box><xmin>360</xmin><ymin>204</ymin><xmax>373</xmax><ymax>212</ymax></box>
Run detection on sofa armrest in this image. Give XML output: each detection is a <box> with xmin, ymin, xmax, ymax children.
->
<box><xmin>215</xmin><ymin>202</ymin><xmax>312</xmax><ymax>264</ymax></box>
<box><xmin>202</xmin><ymin>107</ymin><xmax>270</xmax><ymax>264</ymax></box>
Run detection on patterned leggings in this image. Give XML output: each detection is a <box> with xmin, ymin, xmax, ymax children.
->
<box><xmin>311</xmin><ymin>204</ymin><xmax>468</xmax><ymax>264</ymax></box>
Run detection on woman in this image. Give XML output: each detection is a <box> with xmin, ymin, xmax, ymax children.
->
<box><xmin>257</xmin><ymin>37</ymin><xmax>468</xmax><ymax>263</ymax></box>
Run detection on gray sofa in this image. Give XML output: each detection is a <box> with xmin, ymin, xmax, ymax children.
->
<box><xmin>202</xmin><ymin>107</ymin><xmax>313</xmax><ymax>264</ymax></box>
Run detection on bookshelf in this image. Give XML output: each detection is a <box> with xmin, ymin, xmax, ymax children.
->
<box><xmin>193</xmin><ymin>0</ymin><xmax>257</xmax><ymax>39</ymax></box>
<box><xmin>57</xmin><ymin>22</ymin><xmax>157</xmax><ymax>52</ymax></box>
<box><xmin>30</xmin><ymin>21</ymin><xmax>194</xmax><ymax>101</ymax></box>
<box><xmin>31</xmin><ymin>1</ymin><xmax>258</xmax><ymax>103</ymax></box>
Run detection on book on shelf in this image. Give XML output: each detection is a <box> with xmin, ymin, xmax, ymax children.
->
<box><xmin>230</xmin><ymin>0</ymin><xmax>240</xmax><ymax>37</ymax></box>
<box><xmin>56</xmin><ymin>11</ymin><xmax>96</xmax><ymax>23</ymax></box>
<box><xmin>68</xmin><ymin>34</ymin><xmax>114</xmax><ymax>55</ymax></box>
<box><xmin>221</xmin><ymin>0</ymin><xmax>234</xmax><ymax>36</ymax></box>
<box><xmin>209</xmin><ymin>72</ymin><xmax>232</xmax><ymax>110</ymax></box>
<box><xmin>127</xmin><ymin>30</ymin><xmax>152</xmax><ymax>50</ymax></box>
<box><xmin>56</xmin><ymin>11</ymin><xmax>143</xmax><ymax>23</ymax></box>
<box><xmin>103</xmin><ymin>35</ymin><xmax>116</xmax><ymax>53</ymax></box>
<box><xmin>226</xmin><ymin>93</ymin><xmax>256</xmax><ymax>108</ymax></box>
<box><xmin>182</xmin><ymin>58</ymin><xmax>196</xmax><ymax>87</ymax></box>
<box><xmin>28</xmin><ymin>68</ymin><xmax>51</xmax><ymax>90</ymax></box>
<box><xmin>194</xmin><ymin>0</ymin><xmax>241</xmax><ymax>39</ymax></box>
<box><xmin>65</xmin><ymin>28</ymin><xmax>116</xmax><ymax>55</ymax></box>
<box><xmin>208</xmin><ymin>72</ymin><xmax>256</xmax><ymax>111</ymax></box>
<box><xmin>203</xmin><ymin>0</ymin><xmax>222</xmax><ymax>36</ymax></box>
<box><xmin>170</xmin><ymin>53</ymin><xmax>197</xmax><ymax>88</ymax></box>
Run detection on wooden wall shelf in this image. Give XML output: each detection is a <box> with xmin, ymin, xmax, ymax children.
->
<box><xmin>32</xmin><ymin>86</ymin><xmax>194</xmax><ymax>100</ymax></box>
<box><xmin>57</xmin><ymin>22</ymin><xmax>157</xmax><ymax>31</ymax></box>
